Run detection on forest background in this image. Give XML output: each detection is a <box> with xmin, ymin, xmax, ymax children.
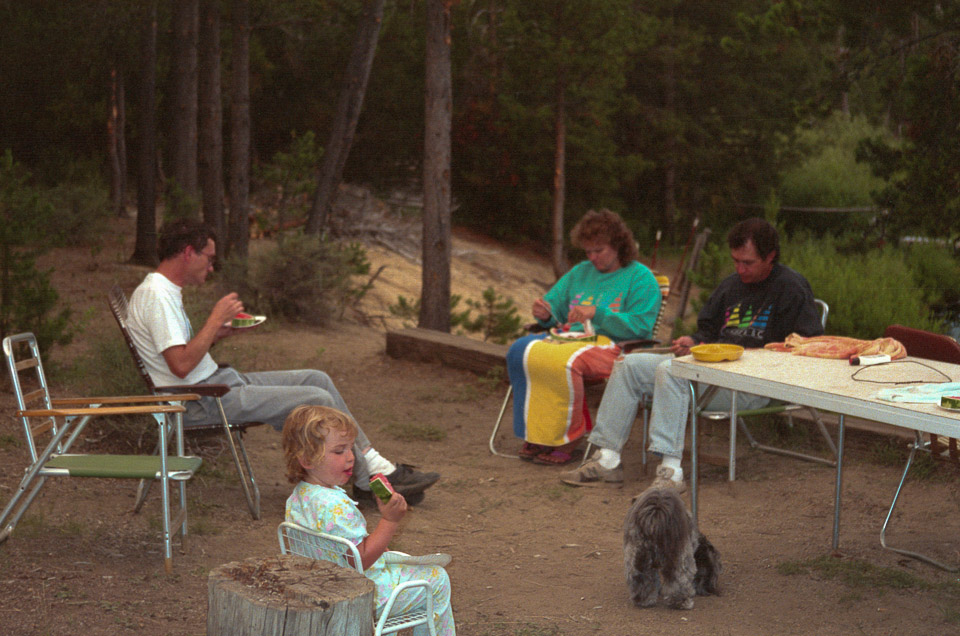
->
<box><xmin>2</xmin><ymin>0</ymin><xmax>960</xmax><ymax>354</ymax></box>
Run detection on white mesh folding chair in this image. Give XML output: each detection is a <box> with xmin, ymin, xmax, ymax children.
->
<box><xmin>699</xmin><ymin>299</ymin><xmax>836</xmax><ymax>480</ymax></box>
<box><xmin>108</xmin><ymin>285</ymin><xmax>262</xmax><ymax>520</ymax></box>
<box><xmin>1</xmin><ymin>332</ymin><xmax>202</xmax><ymax>573</ymax></box>
<box><xmin>278</xmin><ymin>521</ymin><xmax>436</xmax><ymax>635</ymax></box>
<box><xmin>490</xmin><ymin>274</ymin><xmax>671</xmax><ymax>459</ymax></box>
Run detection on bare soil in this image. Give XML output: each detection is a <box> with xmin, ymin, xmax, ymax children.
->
<box><xmin>1</xmin><ymin>217</ymin><xmax>959</xmax><ymax>636</ymax></box>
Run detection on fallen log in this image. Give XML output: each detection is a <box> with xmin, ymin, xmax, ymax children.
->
<box><xmin>207</xmin><ymin>554</ymin><xmax>374</xmax><ymax>636</ymax></box>
<box><xmin>386</xmin><ymin>327</ymin><xmax>508</xmax><ymax>375</ymax></box>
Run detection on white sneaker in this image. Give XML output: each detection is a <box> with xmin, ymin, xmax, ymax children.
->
<box><xmin>559</xmin><ymin>458</ymin><xmax>624</xmax><ymax>487</ymax></box>
<box><xmin>651</xmin><ymin>465</ymin><xmax>687</xmax><ymax>493</ymax></box>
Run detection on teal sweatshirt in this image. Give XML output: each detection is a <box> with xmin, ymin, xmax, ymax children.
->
<box><xmin>537</xmin><ymin>260</ymin><xmax>661</xmax><ymax>342</ymax></box>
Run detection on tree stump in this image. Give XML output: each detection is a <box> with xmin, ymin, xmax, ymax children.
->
<box><xmin>207</xmin><ymin>554</ymin><xmax>375</xmax><ymax>636</ymax></box>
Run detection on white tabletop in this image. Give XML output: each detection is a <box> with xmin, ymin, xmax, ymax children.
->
<box><xmin>671</xmin><ymin>349</ymin><xmax>960</xmax><ymax>438</ymax></box>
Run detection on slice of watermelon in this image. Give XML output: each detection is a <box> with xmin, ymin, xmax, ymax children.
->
<box><xmin>231</xmin><ymin>312</ymin><xmax>257</xmax><ymax>327</ymax></box>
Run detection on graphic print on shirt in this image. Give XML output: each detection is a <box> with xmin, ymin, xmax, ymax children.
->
<box><xmin>569</xmin><ymin>291</ymin><xmax>623</xmax><ymax>314</ymax></box>
<box><xmin>722</xmin><ymin>302</ymin><xmax>772</xmax><ymax>341</ymax></box>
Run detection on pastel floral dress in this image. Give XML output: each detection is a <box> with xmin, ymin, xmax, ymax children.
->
<box><xmin>286</xmin><ymin>481</ymin><xmax>456</xmax><ymax>636</ymax></box>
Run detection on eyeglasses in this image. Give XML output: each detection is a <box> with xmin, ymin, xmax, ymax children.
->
<box><xmin>197</xmin><ymin>249</ymin><xmax>217</xmax><ymax>267</ymax></box>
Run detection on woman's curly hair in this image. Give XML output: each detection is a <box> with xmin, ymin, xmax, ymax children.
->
<box><xmin>281</xmin><ymin>405</ymin><xmax>358</xmax><ymax>484</ymax></box>
<box><xmin>570</xmin><ymin>208</ymin><xmax>639</xmax><ymax>266</ymax></box>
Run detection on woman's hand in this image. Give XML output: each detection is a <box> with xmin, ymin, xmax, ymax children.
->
<box><xmin>567</xmin><ymin>305</ymin><xmax>596</xmax><ymax>325</ymax></box>
<box><xmin>532</xmin><ymin>298</ymin><xmax>554</xmax><ymax>322</ymax></box>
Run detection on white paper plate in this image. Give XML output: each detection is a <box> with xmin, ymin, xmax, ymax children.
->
<box><xmin>229</xmin><ymin>315</ymin><xmax>267</xmax><ymax>329</ymax></box>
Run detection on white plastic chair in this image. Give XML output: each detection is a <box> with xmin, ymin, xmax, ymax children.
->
<box><xmin>277</xmin><ymin>521</ymin><xmax>436</xmax><ymax>636</ymax></box>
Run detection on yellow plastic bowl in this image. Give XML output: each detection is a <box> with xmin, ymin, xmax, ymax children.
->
<box><xmin>690</xmin><ymin>344</ymin><xmax>744</xmax><ymax>362</ymax></box>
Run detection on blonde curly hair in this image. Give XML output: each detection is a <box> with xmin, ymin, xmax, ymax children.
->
<box><xmin>281</xmin><ymin>405</ymin><xmax>358</xmax><ymax>484</ymax></box>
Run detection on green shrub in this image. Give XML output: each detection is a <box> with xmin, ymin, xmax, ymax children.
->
<box><xmin>784</xmin><ymin>237</ymin><xmax>942</xmax><ymax>338</ymax></box>
<box><xmin>461</xmin><ymin>287</ymin><xmax>525</xmax><ymax>344</ymax></box>
<box><xmin>0</xmin><ymin>150</ymin><xmax>74</xmax><ymax>353</ymax></box>
<box><xmin>389</xmin><ymin>287</ymin><xmax>525</xmax><ymax>343</ymax></box>
<box><xmin>46</xmin><ymin>159</ymin><xmax>111</xmax><ymax>247</ymax></box>
<box><xmin>219</xmin><ymin>233</ymin><xmax>372</xmax><ymax>325</ymax></box>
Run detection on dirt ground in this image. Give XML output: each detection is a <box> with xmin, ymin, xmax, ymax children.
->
<box><xmin>1</xmin><ymin>217</ymin><xmax>959</xmax><ymax>636</ymax></box>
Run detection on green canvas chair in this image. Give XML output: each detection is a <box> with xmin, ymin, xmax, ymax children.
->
<box><xmin>1</xmin><ymin>332</ymin><xmax>202</xmax><ymax>573</ymax></box>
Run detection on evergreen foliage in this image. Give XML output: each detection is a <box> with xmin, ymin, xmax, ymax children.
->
<box><xmin>219</xmin><ymin>233</ymin><xmax>372</xmax><ymax>325</ymax></box>
<box><xmin>0</xmin><ymin>151</ymin><xmax>73</xmax><ymax>353</ymax></box>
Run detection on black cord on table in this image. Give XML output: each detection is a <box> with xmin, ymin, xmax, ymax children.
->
<box><xmin>850</xmin><ymin>359</ymin><xmax>953</xmax><ymax>384</ymax></box>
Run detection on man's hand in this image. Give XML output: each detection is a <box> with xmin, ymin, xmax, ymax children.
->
<box><xmin>532</xmin><ymin>298</ymin><xmax>554</xmax><ymax>322</ymax></box>
<box><xmin>671</xmin><ymin>335</ymin><xmax>696</xmax><ymax>357</ymax></box>
<box><xmin>163</xmin><ymin>292</ymin><xmax>244</xmax><ymax>379</ymax></box>
<box><xmin>567</xmin><ymin>305</ymin><xmax>596</xmax><ymax>325</ymax></box>
<box><xmin>210</xmin><ymin>293</ymin><xmax>244</xmax><ymax>327</ymax></box>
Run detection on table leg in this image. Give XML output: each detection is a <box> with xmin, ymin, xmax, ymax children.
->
<box><xmin>689</xmin><ymin>381</ymin><xmax>698</xmax><ymax>525</ymax></box>
<box><xmin>832</xmin><ymin>414</ymin><xmax>845</xmax><ymax>550</ymax></box>
<box><xmin>729</xmin><ymin>390</ymin><xmax>738</xmax><ymax>482</ymax></box>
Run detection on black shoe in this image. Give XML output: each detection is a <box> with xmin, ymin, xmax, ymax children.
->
<box><xmin>385</xmin><ymin>463</ymin><xmax>440</xmax><ymax>496</ymax></box>
<box><xmin>353</xmin><ymin>485</ymin><xmax>427</xmax><ymax>507</ymax></box>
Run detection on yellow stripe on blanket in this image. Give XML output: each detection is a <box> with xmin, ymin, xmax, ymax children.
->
<box><xmin>522</xmin><ymin>335</ymin><xmax>614</xmax><ymax>446</ymax></box>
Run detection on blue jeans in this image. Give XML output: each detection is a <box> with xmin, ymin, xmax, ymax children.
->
<box><xmin>589</xmin><ymin>353</ymin><xmax>769</xmax><ymax>459</ymax></box>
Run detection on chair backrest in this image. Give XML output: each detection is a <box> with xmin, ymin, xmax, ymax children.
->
<box><xmin>278</xmin><ymin>521</ymin><xmax>362</xmax><ymax>573</ymax></box>
<box><xmin>883</xmin><ymin>324</ymin><xmax>960</xmax><ymax>364</ymax></box>
<box><xmin>650</xmin><ymin>274</ymin><xmax>671</xmax><ymax>341</ymax></box>
<box><xmin>108</xmin><ymin>286</ymin><xmax>159</xmax><ymax>393</ymax></box>
<box><xmin>3</xmin><ymin>332</ymin><xmax>56</xmax><ymax>463</ymax></box>
<box><xmin>814</xmin><ymin>298</ymin><xmax>829</xmax><ymax>330</ymax></box>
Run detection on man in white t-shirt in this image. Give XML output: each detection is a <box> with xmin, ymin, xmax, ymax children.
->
<box><xmin>126</xmin><ymin>219</ymin><xmax>439</xmax><ymax>504</ymax></box>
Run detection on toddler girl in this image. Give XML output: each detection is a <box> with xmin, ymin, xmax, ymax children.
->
<box><xmin>282</xmin><ymin>405</ymin><xmax>456</xmax><ymax>636</ymax></box>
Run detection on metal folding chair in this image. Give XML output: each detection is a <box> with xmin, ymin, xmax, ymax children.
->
<box><xmin>1</xmin><ymin>332</ymin><xmax>202</xmax><ymax>573</ymax></box>
<box><xmin>278</xmin><ymin>521</ymin><xmax>436</xmax><ymax>636</ymax></box>
<box><xmin>879</xmin><ymin>324</ymin><xmax>960</xmax><ymax>571</ymax></box>
<box><xmin>108</xmin><ymin>285</ymin><xmax>262</xmax><ymax>519</ymax></box>
<box><xmin>489</xmin><ymin>274</ymin><xmax>671</xmax><ymax>459</ymax></box>
<box><xmin>699</xmin><ymin>299</ymin><xmax>836</xmax><ymax>480</ymax></box>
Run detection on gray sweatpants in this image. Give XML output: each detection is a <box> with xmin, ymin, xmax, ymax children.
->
<box><xmin>184</xmin><ymin>366</ymin><xmax>376</xmax><ymax>483</ymax></box>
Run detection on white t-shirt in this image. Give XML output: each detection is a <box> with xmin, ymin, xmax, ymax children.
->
<box><xmin>126</xmin><ymin>272</ymin><xmax>219</xmax><ymax>387</ymax></box>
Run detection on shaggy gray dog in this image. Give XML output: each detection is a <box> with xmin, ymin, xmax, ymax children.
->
<box><xmin>623</xmin><ymin>487</ymin><xmax>721</xmax><ymax>610</ymax></box>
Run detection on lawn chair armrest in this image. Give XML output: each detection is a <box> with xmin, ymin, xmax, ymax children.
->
<box><xmin>20</xmin><ymin>403</ymin><xmax>186</xmax><ymax>418</ymax></box>
<box><xmin>51</xmin><ymin>394</ymin><xmax>200</xmax><ymax>407</ymax></box>
<box><xmin>155</xmin><ymin>383</ymin><xmax>230</xmax><ymax>398</ymax></box>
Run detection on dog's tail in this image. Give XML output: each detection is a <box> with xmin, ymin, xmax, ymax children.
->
<box><xmin>625</xmin><ymin>489</ymin><xmax>692</xmax><ymax>583</ymax></box>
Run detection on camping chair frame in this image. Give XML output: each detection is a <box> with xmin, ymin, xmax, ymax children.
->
<box><xmin>108</xmin><ymin>285</ymin><xmax>262</xmax><ymax>520</ymax></box>
<box><xmin>489</xmin><ymin>275</ymin><xmax>671</xmax><ymax>459</ymax></box>
<box><xmin>278</xmin><ymin>521</ymin><xmax>436</xmax><ymax>636</ymax></box>
<box><xmin>699</xmin><ymin>299</ymin><xmax>835</xmax><ymax>481</ymax></box>
<box><xmin>878</xmin><ymin>324</ymin><xmax>960</xmax><ymax>571</ymax></box>
<box><xmin>1</xmin><ymin>332</ymin><xmax>202</xmax><ymax>573</ymax></box>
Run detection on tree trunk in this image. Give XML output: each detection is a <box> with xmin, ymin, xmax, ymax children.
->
<box><xmin>228</xmin><ymin>0</ymin><xmax>251</xmax><ymax>259</ymax></box>
<box><xmin>206</xmin><ymin>555</ymin><xmax>375</xmax><ymax>636</ymax></box>
<box><xmin>550</xmin><ymin>79</ymin><xmax>567</xmax><ymax>279</ymax></box>
<box><xmin>304</xmin><ymin>0</ymin><xmax>386</xmax><ymax>235</ymax></box>
<box><xmin>663</xmin><ymin>48</ymin><xmax>677</xmax><ymax>241</ymax></box>
<box><xmin>108</xmin><ymin>67</ymin><xmax>126</xmax><ymax>218</ymax></box>
<box><xmin>199</xmin><ymin>0</ymin><xmax>225</xmax><ymax>244</ymax></box>
<box><xmin>419</xmin><ymin>0</ymin><xmax>453</xmax><ymax>332</ymax></box>
<box><xmin>170</xmin><ymin>0</ymin><xmax>199</xmax><ymax>206</ymax></box>
<box><xmin>131</xmin><ymin>0</ymin><xmax>159</xmax><ymax>267</ymax></box>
